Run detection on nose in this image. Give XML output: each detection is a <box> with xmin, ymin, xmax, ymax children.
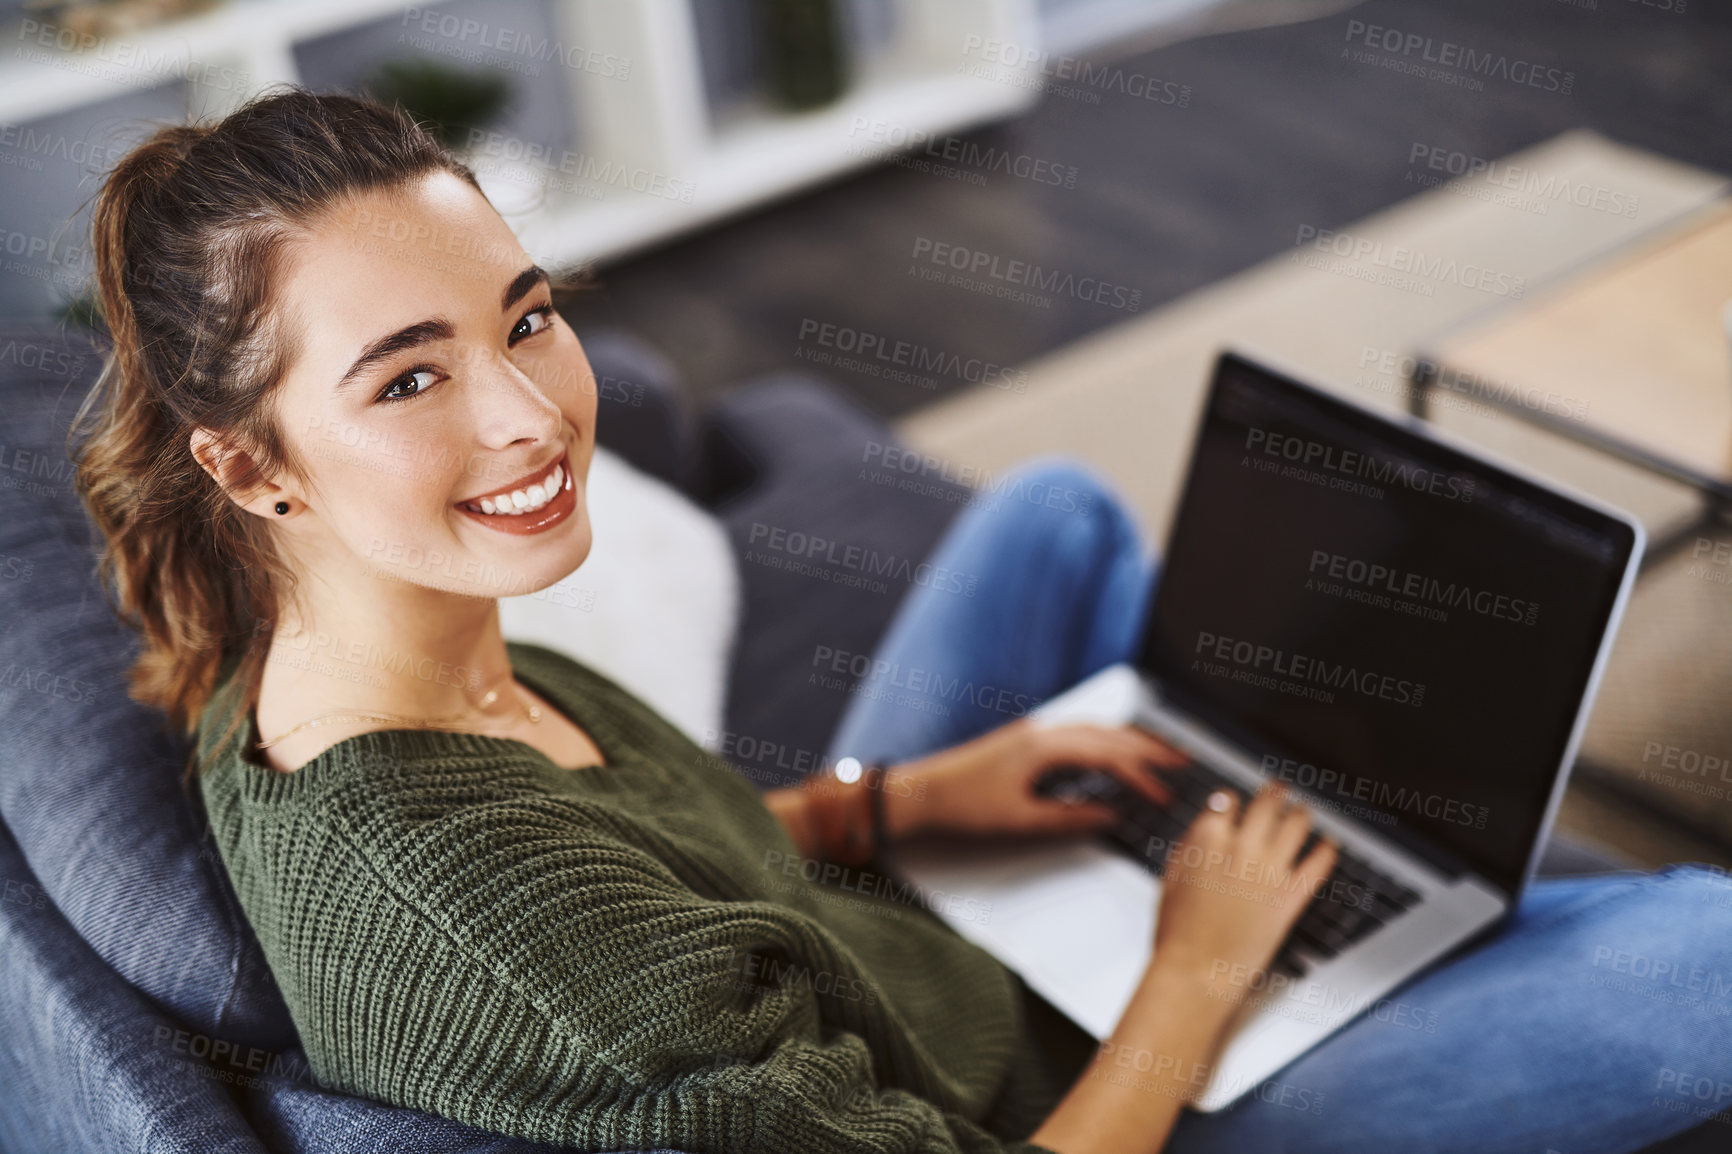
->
<box><xmin>467</xmin><ymin>344</ymin><xmax>564</xmax><ymax>452</ymax></box>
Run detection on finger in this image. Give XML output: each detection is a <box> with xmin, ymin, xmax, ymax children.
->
<box><xmin>1178</xmin><ymin>789</ymin><xmax>1238</xmax><ymax>850</ymax></box>
<box><xmin>1036</xmin><ymin>730</ymin><xmax>1176</xmax><ymax>807</ymax></box>
<box><xmin>1044</xmin><ymin>724</ymin><xmax>1184</xmax><ymax>771</ymax></box>
<box><xmin>1025</xmin><ymin>801</ymin><xmax>1121</xmax><ymax>833</ymax></box>
<box><xmin>1238</xmin><ymin>780</ymin><xmax>1289</xmax><ymax>844</ymax></box>
<box><xmin>1092</xmin><ymin>754</ymin><xmax>1174</xmax><ymax>808</ymax></box>
<box><xmin>1294</xmin><ymin>837</ymin><xmax>1340</xmax><ymax>891</ymax></box>
<box><xmin>1268</xmin><ymin>801</ymin><xmax>1315</xmax><ymax>863</ymax></box>
<box><xmin>1260</xmin><ymin>834</ymin><xmax>1334</xmax><ymax>918</ymax></box>
<box><xmin>1096</xmin><ymin>727</ymin><xmax>1187</xmax><ymax>783</ymax></box>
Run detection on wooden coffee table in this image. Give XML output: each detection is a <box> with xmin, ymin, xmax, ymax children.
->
<box><xmin>1409</xmin><ymin>197</ymin><xmax>1732</xmax><ymax>565</ymax></box>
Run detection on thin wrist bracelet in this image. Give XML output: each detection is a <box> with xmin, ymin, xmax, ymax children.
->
<box><xmin>814</xmin><ymin>757</ymin><xmax>891</xmax><ymax>869</ymax></box>
<box><xmin>864</xmin><ymin>762</ymin><xmax>891</xmax><ymax>871</ymax></box>
<box><xmin>808</xmin><ymin>776</ymin><xmax>855</xmax><ymax>865</ymax></box>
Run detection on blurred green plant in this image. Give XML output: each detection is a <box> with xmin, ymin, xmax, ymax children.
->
<box><xmin>364</xmin><ymin>58</ymin><xmax>511</xmax><ymax>148</ymax></box>
<box><xmin>754</xmin><ymin>0</ymin><xmax>849</xmax><ymax>111</ymax></box>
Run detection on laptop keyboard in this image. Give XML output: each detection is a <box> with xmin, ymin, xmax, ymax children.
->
<box><xmin>1035</xmin><ymin>761</ymin><xmax>1424</xmax><ymax>978</ymax></box>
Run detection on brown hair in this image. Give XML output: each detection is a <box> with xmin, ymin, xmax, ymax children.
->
<box><xmin>69</xmin><ymin>87</ymin><xmax>483</xmax><ymax>758</ymax></box>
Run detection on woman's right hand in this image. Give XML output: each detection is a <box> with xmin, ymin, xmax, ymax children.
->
<box><xmin>1028</xmin><ymin>780</ymin><xmax>1342</xmax><ymax>1154</ymax></box>
<box><xmin>1150</xmin><ymin>781</ymin><xmax>1339</xmax><ymax>999</ymax></box>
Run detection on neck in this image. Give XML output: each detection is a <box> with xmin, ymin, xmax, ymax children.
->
<box><xmin>260</xmin><ymin>564</ymin><xmax>515</xmax><ymax>724</ymax></box>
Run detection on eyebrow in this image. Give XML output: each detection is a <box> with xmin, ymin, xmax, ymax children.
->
<box><xmin>502</xmin><ymin>264</ymin><xmax>549</xmax><ymax>312</ymax></box>
<box><xmin>334</xmin><ymin>264</ymin><xmax>552</xmax><ymax>395</ymax></box>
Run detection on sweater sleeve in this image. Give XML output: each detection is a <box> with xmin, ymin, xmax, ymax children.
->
<box><xmin>323</xmin><ymin>787</ymin><xmax>1065</xmax><ymax>1154</ymax></box>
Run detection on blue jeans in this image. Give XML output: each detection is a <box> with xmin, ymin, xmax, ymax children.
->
<box><xmin>825</xmin><ymin>457</ymin><xmax>1732</xmax><ymax>1154</ymax></box>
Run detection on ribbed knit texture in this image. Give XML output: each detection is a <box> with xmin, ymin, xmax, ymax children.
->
<box><xmin>196</xmin><ymin>641</ymin><xmax>1065</xmax><ymax>1153</ymax></box>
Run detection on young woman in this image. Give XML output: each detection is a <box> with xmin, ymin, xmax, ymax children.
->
<box><xmin>73</xmin><ymin>89</ymin><xmax>1730</xmax><ymax>1154</ymax></box>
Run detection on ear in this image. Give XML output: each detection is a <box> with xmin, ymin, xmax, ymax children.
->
<box><xmin>189</xmin><ymin>427</ymin><xmax>291</xmax><ymax>517</ymax></box>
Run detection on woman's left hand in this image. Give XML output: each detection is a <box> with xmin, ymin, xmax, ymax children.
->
<box><xmin>881</xmin><ymin>717</ymin><xmax>1188</xmax><ymax>840</ymax></box>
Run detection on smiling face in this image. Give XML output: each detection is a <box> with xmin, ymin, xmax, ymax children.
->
<box><xmin>261</xmin><ymin>169</ymin><xmax>598</xmax><ymax>602</ymax></box>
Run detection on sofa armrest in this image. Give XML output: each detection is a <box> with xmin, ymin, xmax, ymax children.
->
<box><xmin>698</xmin><ymin>372</ymin><xmax>973</xmax><ymax>774</ymax></box>
<box><xmin>0</xmin><ymin>821</ymin><xmax>269</xmax><ymax>1153</ymax></box>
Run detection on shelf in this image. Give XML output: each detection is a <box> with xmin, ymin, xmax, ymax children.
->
<box><xmin>0</xmin><ymin>0</ymin><xmax>426</xmax><ymax>124</ymax></box>
<box><xmin>1036</xmin><ymin>0</ymin><xmax>1227</xmax><ymax>57</ymax></box>
<box><xmin>1</xmin><ymin>0</ymin><xmax>1044</xmax><ymax>267</ymax></box>
<box><xmin>509</xmin><ymin>65</ymin><xmax>1036</xmax><ymax>268</ymax></box>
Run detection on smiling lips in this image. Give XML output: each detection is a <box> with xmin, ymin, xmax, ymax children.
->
<box><xmin>454</xmin><ymin>450</ymin><xmax>577</xmax><ymax>536</ymax></box>
<box><xmin>460</xmin><ymin>454</ymin><xmax>566</xmax><ymax>517</ymax></box>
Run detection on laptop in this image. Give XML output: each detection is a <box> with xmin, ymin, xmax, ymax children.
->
<box><xmin>892</xmin><ymin>349</ymin><xmax>1643</xmax><ymax>1111</ymax></box>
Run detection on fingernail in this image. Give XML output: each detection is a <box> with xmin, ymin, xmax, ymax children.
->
<box><xmin>1206</xmin><ymin>790</ymin><xmax>1234</xmax><ymax>813</ymax></box>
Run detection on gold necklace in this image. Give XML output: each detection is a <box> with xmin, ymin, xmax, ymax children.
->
<box><xmin>254</xmin><ymin>675</ymin><xmax>543</xmax><ymax>750</ymax></box>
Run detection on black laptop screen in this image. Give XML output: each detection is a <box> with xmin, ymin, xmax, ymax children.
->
<box><xmin>1136</xmin><ymin>353</ymin><xmax>1636</xmax><ymax>896</ymax></box>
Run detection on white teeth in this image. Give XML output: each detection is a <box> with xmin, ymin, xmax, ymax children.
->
<box><xmin>462</xmin><ymin>457</ymin><xmax>565</xmax><ymax>515</ymax></box>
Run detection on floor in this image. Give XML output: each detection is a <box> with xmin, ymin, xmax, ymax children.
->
<box><xmin>560</xmin><ymin>0</ymin><xmax>1732</xmax><ymax>418</ymax></box>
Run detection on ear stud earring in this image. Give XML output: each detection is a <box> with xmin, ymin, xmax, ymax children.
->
<box><xmin>275</xmin><ymin>501</ymin><xmax>290</xmax><ymax>516</ymax></box>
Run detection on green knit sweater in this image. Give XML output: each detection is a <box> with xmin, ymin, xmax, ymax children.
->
<box><xmin>196</xmin><ymin>641</ymin><xmax>1068</xmax><ymax>1153</ymax></box>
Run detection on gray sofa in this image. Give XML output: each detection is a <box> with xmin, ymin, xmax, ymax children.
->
<box><xmin>1</xmin><ymin>318</ymin><xmax>1684</xmax><ymax>1152</ymax></box>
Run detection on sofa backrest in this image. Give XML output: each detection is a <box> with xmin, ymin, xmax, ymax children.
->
<box><xmin>0</xmin><ymin>319</ymin><xmax>297</xmax><ymax>1048</ymax></box>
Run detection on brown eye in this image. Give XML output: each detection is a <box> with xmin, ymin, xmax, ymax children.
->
<box><xmin>511</xmin><ymin>305</ymin><xmax>554</xmax><ymax>344</ymax></box>
<box><xmin>378</xmin><ymin>368</ymin><xmax>439</xmax><ymax>404</ymax></box>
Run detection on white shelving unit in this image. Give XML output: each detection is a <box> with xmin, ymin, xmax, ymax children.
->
<box><xmin>0</xmin><ymin>0</ymin><xmax>1046</xmax><ymax>269</ymax></box>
